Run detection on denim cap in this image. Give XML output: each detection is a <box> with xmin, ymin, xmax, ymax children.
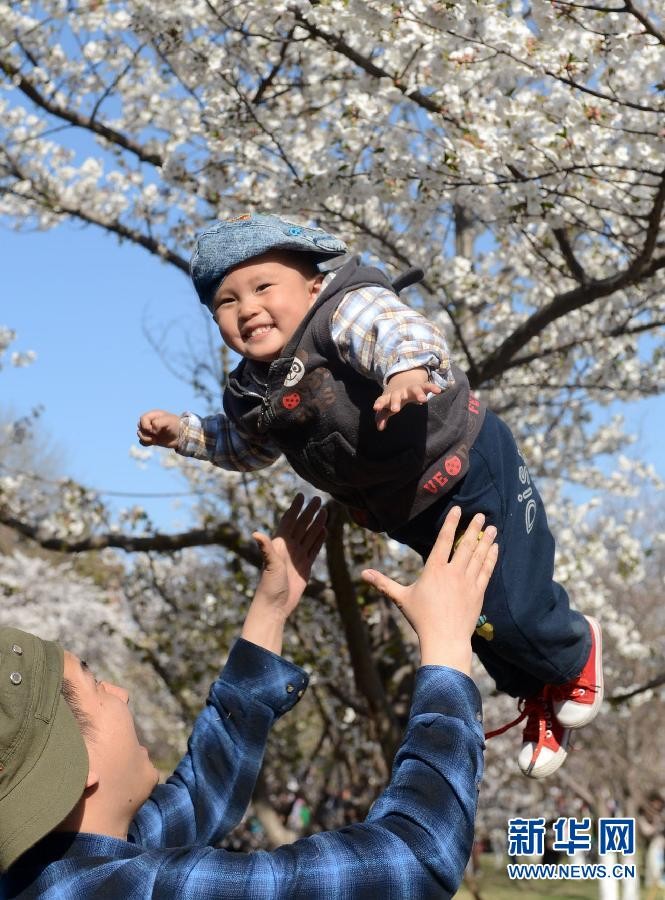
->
<box><xmin>190</xmin><ymin>213</ymin><xmax>348</xmax><ymax>310</ymax></box>
<box><xmin>0</xmin><ymin>626</ymin><xmax>88</xmax><ymax>871</ymax></box>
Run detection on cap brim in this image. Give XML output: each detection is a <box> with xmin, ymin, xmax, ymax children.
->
<box><xmin>0</xmin><ymin>695</ymin><xmax>88</xmax><ymax>871</ymax></box>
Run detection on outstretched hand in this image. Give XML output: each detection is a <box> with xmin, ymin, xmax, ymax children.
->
<box><xmin>251</xmin><ymin>494</ymin><xmax>328</xmax><ymax>621</ymax></box>
<box><xmin>137</xmin><ymin>409</ymin><xmax>181</xmax><ymax>448</ymax></box>
<box><xmin>373</xmin><ymin>368</ymin><xmax>442</xmax><ymax>431</ymax></box>
<box><xmin>361</xmin><ymin>506</ymin><xmax>498</xmax><ymax>673</ymax></box>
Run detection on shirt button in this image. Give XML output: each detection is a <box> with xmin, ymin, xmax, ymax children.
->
<box><xmin>286</xmin><ymin>684</ymin><xmax>295</xmax><ymax>694</ymax></box>
<box><xmin>297</xmin><ymin>689</ymin><xmax>304</xmax><ymax>698</ymax></box>
<box><xmin>10</xmin><ymin>672</ymin><xmax>22</xmax><ymax>685</ymax></box>
<box><xmin>475</xmin><ymin>711</ymin><xmax>482</xmax><ymax>722</ymax></box>
<box><xmin>12</xmin><ymin>644</ymin><xmax>23</xmax><ymax>655</ymax></box>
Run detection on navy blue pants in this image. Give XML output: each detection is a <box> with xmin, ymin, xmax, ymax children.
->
<box><xmin>389</xmin><ymin>410</ymin><xmax>590</xmax><ymax>699</ymax></box>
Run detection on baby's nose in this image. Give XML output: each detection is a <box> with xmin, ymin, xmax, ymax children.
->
<box><xmin>237</xmin><ymin>296</ymin><xmax>261</xmax><ymax>320</ymax></box>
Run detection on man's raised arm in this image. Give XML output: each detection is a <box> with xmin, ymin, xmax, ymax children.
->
<box><xmin>130</xmin><ymin>495</ymin><xmax>327</xmax><ymax>849</ymax></box>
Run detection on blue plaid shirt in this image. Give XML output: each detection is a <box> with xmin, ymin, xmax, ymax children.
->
<box><xmin>177</xmin><ymin>279</ymin><xmax>455</xmax><ymax>471</ymax></box>
<box><xmin>2</xmin><ymin>639</ymin><xmax>484</xmax><ymax>899</ymax></box>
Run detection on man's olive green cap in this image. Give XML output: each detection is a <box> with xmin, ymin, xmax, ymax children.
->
<box><xmin>0</xmin><ymin>626</ymin><xmax>88</xmax><ymax>871</ymax></box>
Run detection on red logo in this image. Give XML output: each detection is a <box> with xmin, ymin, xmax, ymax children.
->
<box><xmin>282</xmin><ymin>392</ymin><xmax>301</xmax><ymax>410</ymax></box>
<box><xmin>468</xmin><ymin>395</ymin><xmax>480</xmax><ymax>415</ymax></box>
<box><xmin>444</xmin><ymin>455</ymin><xmax>462</xmax><ymax>476</ymax></box>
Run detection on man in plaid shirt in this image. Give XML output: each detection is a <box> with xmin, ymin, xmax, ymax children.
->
<box><xmin>0</xmin><ymin>501</ymin><xmax>496</xmax><ymax>899</ymax></box>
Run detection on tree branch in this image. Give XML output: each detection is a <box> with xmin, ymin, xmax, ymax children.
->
<box><xmin>608</xmin><ymin>671</ymin><xmax>665</xmax><ymax>705</ymax></box>
<box><xmin>472</xmin><ymin>169</ymin><xmax>665</xmax><ymax>386</ymax></box>
<box><xmin>0</xmin><ymin>507</ymin><xmax>330</xmax><ymax>600</ymax></box>
<box><xmin>0</xmin><ymin>57</ymin><xmax>164</xmax><ymax>168</ymax></box>
<box><xmin>552</xmin><ymin>227</ymin><xmax>589</xmax><ymax>284</ymax></box>
<box><xmin>291</xmin><ymin>9</ymin><xmax>460</xmax><ymax>126</ymax></box>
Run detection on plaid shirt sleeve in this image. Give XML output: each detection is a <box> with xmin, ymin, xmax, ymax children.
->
<box><xmin>176</xmin><ymin>411</ymin><xmax>281</xmax><ymax>471</ymax></box>
<box><xmin>174</xmin><ymin>665</ymin><xmax>484</xmax><ymax>898</ymax></box>
<box><xmin>331</xmin><ymin>284</ymin><xmax>455</xmax><ymax>389</ymax></box>
<box><xmin>129</xmin><ymin>638</ymin><xmax>309</xmax><ymax>849</ymax></box>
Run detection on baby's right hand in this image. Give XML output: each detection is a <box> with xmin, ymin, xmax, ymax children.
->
<box><xmin>137</xmin><ymin>409</ymin><xmax>181</xmax><ymax>448</ymax></box>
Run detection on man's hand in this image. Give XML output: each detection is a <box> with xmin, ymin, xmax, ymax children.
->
<box><xmin>361</xmin><ymin>507</ymin><xmax>498</xmax><ymax>674</ymax></box>
<box><xmin>137</xmin><ymin>410</ymin><xmax>181</xmax><ymax>448</ymax></box>
<box><xmin>242</xmin><ymin>494</ymin><xmax>327</xmax><ymax>653</ymax></box>
<box><xmin>373</xmin><ymin>368</ymin><xmax>442</xmax><ymax>432</ymax></box>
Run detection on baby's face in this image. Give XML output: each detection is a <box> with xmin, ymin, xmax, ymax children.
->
<box><xmin>212</xmin><ymin>252</ymin><xmax>322</xmax><ymax>362</ymax></box>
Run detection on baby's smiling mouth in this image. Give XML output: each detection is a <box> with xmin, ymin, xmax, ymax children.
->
<box><xmin>245</xmin><ymin>324</ymin><xmax>275</xmax><ymax>341</ymax></box>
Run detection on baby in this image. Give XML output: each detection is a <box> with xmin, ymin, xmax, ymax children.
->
<box><xmin>139</xmin><ymin>213</ymin><xmax>603</xmax><ymax>778</ymax></box>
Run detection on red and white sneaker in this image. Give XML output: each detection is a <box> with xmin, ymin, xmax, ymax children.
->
<box><xmin>516</xmin><ymin>690</ymin><xmax>571</xmax><ymax>778</ymax></box>
<box><xmin>551</xmin><ymin>616</ymin><xmax>603</xmax><ymax>729</ymax></box>
<box><xmin>486</xmin><ymin>690</ymin><xmax>571</xmax><ymax>779</ymax></box>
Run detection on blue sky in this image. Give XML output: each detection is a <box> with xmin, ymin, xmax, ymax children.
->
<box><xmin>2</xmin><ymin>221</ymin><xmax>208</xmax><ymax>531</ymax></box>
<box><xmin>2</xmin><ymin>220</ymin><xmax>663</xmax><ymax>533</ymax></box>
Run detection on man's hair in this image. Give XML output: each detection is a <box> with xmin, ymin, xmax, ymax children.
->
<box><xmin>61</xmin><ymin>679</ymin><xmax>95</xmax><ymax>740</ymax></box>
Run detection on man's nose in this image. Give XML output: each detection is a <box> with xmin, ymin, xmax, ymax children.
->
<box><xmin>104</xmin><ymin>682</ymin><xmax>130</xmax><ymax>704</ymax></box>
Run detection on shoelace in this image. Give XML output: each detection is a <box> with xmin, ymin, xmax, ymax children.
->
<box><xmin>485</xmin><ymin>691</ymin><xmax>555</xmax><ymax>775</ymax></box>
<box><xmin>550</xmin><ymin>676</ymin><xmax>599</xmax><ymax>703</ymax></box>
<box><xmin>484</xmin><ymin>691</ymin><xmax>550</xmax><ymax>741</ymax></box>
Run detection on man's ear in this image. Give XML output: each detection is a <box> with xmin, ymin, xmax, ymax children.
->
<box><xmin>85</xmin><ymin>769</ymin><xmax>100</xmax><ymax>791</ymax></box>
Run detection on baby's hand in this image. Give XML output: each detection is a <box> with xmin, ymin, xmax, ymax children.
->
<box><xmin>137</xmin><ymin>409</ymin><xmax>180</xmax><ymax>448</ymax></box>
<box><xmin>373</xmin><ymin>368</ymin><xmax>442</xmax><ymax>431</ymax></box>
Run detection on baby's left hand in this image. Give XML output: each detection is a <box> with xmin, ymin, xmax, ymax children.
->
<box><xmin>374</xmin><ymin>368</ymin><xmax>442</xmax><ymax>431</ymax></box>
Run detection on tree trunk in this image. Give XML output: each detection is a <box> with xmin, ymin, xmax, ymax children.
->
<box><xmin>325</xmin><ymin>502</ymin><xmax>402</xmax><ymax>765</ymax></box>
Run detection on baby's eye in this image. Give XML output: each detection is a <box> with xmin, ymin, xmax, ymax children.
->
<box><xmin>256</xmin><ymin>283</ymin><xmax>272</xmax><ymax>293</ymax></box>
<box><xmin>214</xmin><ymin>296</ymin><xmax>234</xmax><ymax>309</ymax></box>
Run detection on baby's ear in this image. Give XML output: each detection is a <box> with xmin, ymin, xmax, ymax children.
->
<box><xmin>308</xmin><ymin>273</ymin><xmax>325</xmax><ymax>302</ymax></box>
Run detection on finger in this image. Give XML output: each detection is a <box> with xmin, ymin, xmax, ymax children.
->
<box><xmin>302</xmin><ymin>508</ymin><xmax>328</xmax><ymax>554</ymax></box>
<box><xmin>361</xmin><ymin>568</ymin><xmax>407</xmax><ymax>607</ymax></box>
<box><xmin>304</xmin><ymin>520</ymin><xmax>328</xmax><ymax>559</ymax></box>
<box><xmin>373</xmin><ymin>394</ymin><xmax>390</xmax><ymax>412</ymax></box>
<box><xmin>375</xmin><ymin>408</ymin><xmax>390</xmax><ymax>431</ymax></box>
<box><xmin>466</xmin><ymin>525</ymin><xmax>497</xmax><ymax>579</ymax></box>
<box><xmin>252</xmin><ymin>531</ymin><xmax>276</xmax><ymax>568</ymax></box>
<box><xmin>477</xmin><ymin>542</ymin><xmax>499</xmax><ymax>592</ymax></box>
<box><xmin>427</xmin><ymin>505</ymin><xmax>462</xmax><ymax>566</ymax></box>
<box><xmin>278</xmin><ymin>493</ymin><xmax>305</xmax><ymax>533</ymax></box>
<box><xmin>291</xmin><ymin>495</ymin><xmax>322</xmax><ymax>537</ymax></box>
<box><xmin>390</xmin><ymin>395</ymin><xmax>404</xmax><ymax>413</ymax></box>
<box><xmin>423</xmin><ymin>383</ymin><xmax>442</xmax><ymax>395</ymax></box>
<box><xmin>450</xmin><ymin>513</ymin><xmax>486</xmax><ymax>568</ymax></box>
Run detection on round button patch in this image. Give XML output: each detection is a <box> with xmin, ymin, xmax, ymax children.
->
<box><xmin>282</xmin><ymin>392</ymin><xmax>301</xmax><ymax>410</ymax></box>
<box><xmin>284</xmin><ymin>357</ymin><xmax>305</xmax><ymax>387</ymax></box>
<box><xmin>444</xmin><ymin>455</ymin><xmax>462</xmax><ymax>476</ymax></box>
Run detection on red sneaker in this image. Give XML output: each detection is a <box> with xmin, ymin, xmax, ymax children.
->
<box><xmin>517</xmin><ymin>690</ymin><xmax>571</xmax><ymax>778</ymax></box>
<box><xmin>486</xmin><ymin>690</ymin><xmax>570</xmax><ymax>779</ymax></box>
<box><xmin>551</xmin><ymin>616</ymin><xmax>603</xmax><ymax>729</ymax></box>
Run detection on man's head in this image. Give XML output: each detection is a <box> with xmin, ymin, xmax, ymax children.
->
<box><xmin>0</xmin><ymin>627</ymin><xmax>159</xmax><ymax>871</ymax></box>
<box><xmin>56</xmin><ymin>650</ymin><xmax>159</xmax><ymax>840</ymax></box>
<box><xmin>0</xmin><ymin>626</ymin><xmax>88</xmax><ymax>870</ymax></box>
<box><xmin>190</xmin><ymin>213</ymin><xmax>348</xmax><ymax>360</ymax></box>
